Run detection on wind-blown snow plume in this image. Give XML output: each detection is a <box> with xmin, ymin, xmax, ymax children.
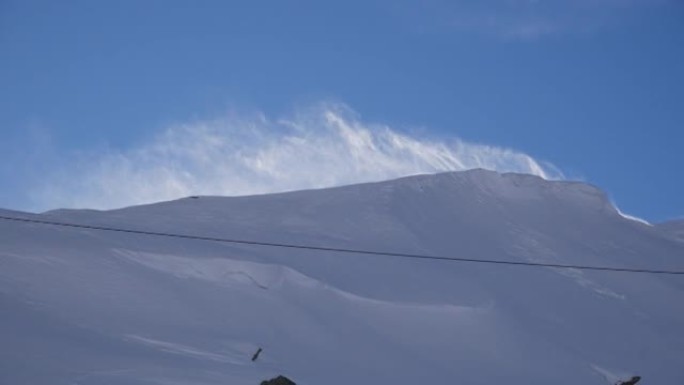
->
<box><xmin>31</xmin><ymin>104</ymin><xmax>562</xmax><ymax>210</ymax></box>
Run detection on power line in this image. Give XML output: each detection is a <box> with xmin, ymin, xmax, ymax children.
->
<box><xmin>1</xmin><ymin>214</ymin><xmax>683</xmax><ymax>275</ymax></box>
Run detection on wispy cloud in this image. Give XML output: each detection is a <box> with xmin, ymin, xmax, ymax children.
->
<box><xmin>29</xmin><ymin>103</ymin><xmax>562</xmax><ymax>211</ymax></box>
<box><xmin>410</xmin><ymin>0</ymin><xmax>669</xmax><ymax>40</ymax></box>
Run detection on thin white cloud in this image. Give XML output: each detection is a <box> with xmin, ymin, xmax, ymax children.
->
<box><xmin>411</xmin><ymin>0</ymin><xmax>669</xmax><ymax>40</ymax></box>
<box><xmin>30</xmin><ymin>103</ymin><xmax>563</xmax><ymax>211</ymax></box>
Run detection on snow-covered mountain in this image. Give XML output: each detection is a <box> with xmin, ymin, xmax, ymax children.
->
<box><xmin>1</xmin><ymin>169</ymin><xmax>683</xmax><ymax>385</ymax></box>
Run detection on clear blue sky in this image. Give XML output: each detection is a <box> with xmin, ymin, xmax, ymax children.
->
<box><xmin>1</xmin><ymin>0</ymin><xmax>683</xmax><ymax>222</ymax></box>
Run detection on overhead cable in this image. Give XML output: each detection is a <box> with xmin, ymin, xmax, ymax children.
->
<box><xmin>1</xmin><ymin>214</ymin><xmax>683</xmax><ymax>275</ymax></box>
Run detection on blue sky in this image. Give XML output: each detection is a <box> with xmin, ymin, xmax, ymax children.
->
<box><xmin>1</xmin><ymin>0</ymin><xmax>683</xmax><ymax>221</ymax></box>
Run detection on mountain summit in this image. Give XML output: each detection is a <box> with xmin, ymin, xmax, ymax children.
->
<box><xmin>1</xmin><ymin>170</ymin><xmax>683</xmax><ymax>384</ymax></box>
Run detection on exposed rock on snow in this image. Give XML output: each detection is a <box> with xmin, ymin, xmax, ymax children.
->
<box><xmin>261</xmin><ymin>375</ymin><xmax>297</xmax><ymax>385</ymax></box>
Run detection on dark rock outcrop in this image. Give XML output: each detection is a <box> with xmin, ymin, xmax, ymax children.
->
<box><xmin>260</xmin><ymin>375</ymin><xmax>296</xmax><ymax>385</ymax></box>
<box><xmin>617</xmin><ymin>376</ymin><xmax>641</xmax><ymax>385</ymax></box>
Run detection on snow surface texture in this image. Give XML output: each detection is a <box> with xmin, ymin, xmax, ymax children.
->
<box><xmin>1</xmin><ymin>169</ymin><xmax>683</xmax><ymax>385</ymax></box>
<box><xmin>657</xmin><ymin>220</ymin><xmax>684</xmax><ymax>242</ymax></box>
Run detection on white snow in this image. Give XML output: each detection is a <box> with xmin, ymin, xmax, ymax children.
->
<box><xmin>657</xmin><ymin>219</ymin><xmax>684</xmax><ymax>242</ymax></box>
<box><xmin>1</xmin><ymin>169</ymin><xmax>683</xmax><ymax>385</ymax></box>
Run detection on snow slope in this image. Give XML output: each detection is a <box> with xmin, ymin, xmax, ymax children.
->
<box><xmin>1</xmin><ymin>169</ymin><xmax>683</xmax><ymax>385</ymax></box>
<box><xmin>657</xmin><ymin>219</ymin><xmax>684</xmax><ymax>242</ymax></box>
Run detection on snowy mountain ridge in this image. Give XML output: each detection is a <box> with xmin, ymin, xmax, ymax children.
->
<box><xmin>1</xmin><ymin>169</ymin><xmax>683</xmax><ymax>385</ymax></box>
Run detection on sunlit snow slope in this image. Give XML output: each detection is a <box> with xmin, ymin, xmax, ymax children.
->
<box><xmin>1</xmin><ymin>170</ymin><xmax>683</xmax><ymax>385</ymax></box>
